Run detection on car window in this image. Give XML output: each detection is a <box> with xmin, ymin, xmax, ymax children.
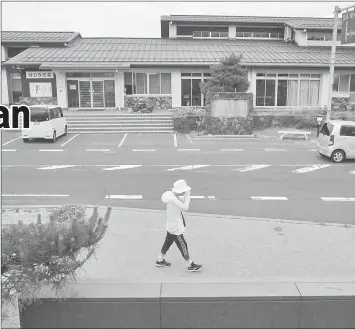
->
<box><xmin>320</xmin><ymin>123</ymin><xmax>334</xmax><ymax>136</ymax></box>
<box><xmin>51</xmin><ymin>108</ymin><xmax>58</xmax><ymax>119</ymax></box>
<box><xmin>340</xmin><ymin>125</ymin><xmax>355</xmax><ymax>137</ymax></box>
<box><xmin>30</xmin><ymin>108</ymin><xmax>49</xmax><ymax>122</ymax></box>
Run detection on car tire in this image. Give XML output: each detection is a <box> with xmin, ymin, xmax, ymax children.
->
<box><xmin>51</xmin><ymin>131</ymin><xmax>56</xmax><ymax>143</ymax></box>
<box><xmin>23</xmin><ymin>138</ymin><xmax>29</xmax><ymax>143</ymax></box>
<box><xmin>64</xmin><ymin>125</ymin><xmax>68</xmax><ymax>136</ymax></box>
<box><xmin>331</xmin><ymin>149</ymin><xmax>345</xmax><ymax>163</ymax></box>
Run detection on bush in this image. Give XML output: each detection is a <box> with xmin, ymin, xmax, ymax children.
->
<box><xmin>173</xmin><ymin>116</ymin><xmax>205</xmax><ymax>133</ymax></box>
<box><xmin>204</xmin><ymin>116</ymin><xmax>253</xmax><ymax>135</ymax></box>
<box><xmin>173</xmin><ymin>106</ymin><xmax>206</xmax><ymax>116</ymax></box>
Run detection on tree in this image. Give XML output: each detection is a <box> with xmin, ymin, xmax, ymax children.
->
<box><xmin>200</xmin><ymin>53</ymin><xmax>250</xmax><ymax>108</ymax></box>
<box><xmin>1</xmin><ymin>204</ymin><xmax>112</xmax><ymax>315</ymax></box>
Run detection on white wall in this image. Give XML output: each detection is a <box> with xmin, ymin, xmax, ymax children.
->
<box><xmin>294</xmin><ymin>30</ymin><xmax>307</xmax><ymax>47</ymax></box>
<box><xmin>228</xmin><ymin>25</ymin><xmax>236</xmax><ymax>39</ymax></box>
<box><xmin>116</xmin><ymin>71</ymin><xmax>124</xmax><ymax>108</ymax></box>
<box><xmin>1</xmin><ymin>45</ymin><xmax>7</xmax><ymax>61</ymax></box>
<box><xmin>169</xmin><ymin>23</ymin><xmax>177</xmax><ymax>38</ymax></box>
<box><xmin>1</xmin><ymin>67</ymin><xmax>9</xmax><ymax>105</ymax></box>
<box><xmin>171</xmin><ymin>69</ymin><xmax>181</xmax><ymax>107</ymax></box>
<box><xmin>53</xmin><ymin>71</ymin><xmax>67</xmax><ymax>108</ymax></box>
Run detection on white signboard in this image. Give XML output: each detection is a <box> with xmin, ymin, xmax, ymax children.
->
<box><xmin>26</xmin><ymin>71</ymin><xmax>53</xmax><ymax>79</ymax></box>
<box><xmin>29</xmin><ymin>82</ymin><xmax>53</xmax><ymax>97</ymax></box>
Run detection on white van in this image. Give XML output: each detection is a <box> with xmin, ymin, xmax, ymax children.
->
<box><xmin>22</xmin><ymin>105</ymin><xmax>68</xmax><ymax>143</ymax></box>
<box><xmin>317</xmin><ymin>120</ymin><xmax>355</xmax><ymax>163</ymax></box>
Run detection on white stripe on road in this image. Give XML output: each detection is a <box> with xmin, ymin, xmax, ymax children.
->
<box><xmin>190</xmin><ymin>196</ymin><xmax>206</xmax><ymax>199</ymax></box>
<box><xmin>308</xmin><ymin>149</ymin><xmax>317</xmax><ymax>152</ymax></box>
<box><xmin>118</xmin><ymin>133</ymin><xmax>128</xmax><ymax>147</ymax></box>
<box><xmin>132</xmin><ymin>149</ymin><xmax>156</xmax><ymax>152</ymax></box>
<box><xmin>2</xmin><ymin>136</ymin><xmax>21</xmax><ymax>146</ymax></box>
<box><xmin>105</xmin><ymin>195</ymin><xmax>143</xmax><ymax>200</ymax></box>
<box><xmin>39</xmin><ymin>149</ymin><xmax>63</xmax><ymax>152</ymax></box>
<box><xmin>86</xmin><ymin>149</ymin><xmax>111</xmax><ymax>152</ymax></box>
<box><xmin>60</xmin><ymin>134</ymin><xmax>79</xmax><ymax>147</ymax></box>
<box><xmin>186</xmin><ymin>134</ymin><xmax>193</xmax><ymax>144</ymax></box>
<box><xmin>173</xmin><ymin>133</ymin><xmax>177</xmax><ymax>148</ymax></box>
<box><xmin>102</xmin><ymin>165</ymin><xmax>142</xmax><ymax>171</ymax></box>
<box><xmin>165</xmin><ymin>165</ymin><xmax>210</xmax><ymax>172</ymax></box>
<box><xmin>232</xmin><ymin>165</ymin><xmax>271</xmax><ymax>172</ymax></box>
<box><xmin>321</xmin><ymin>197</ymin><xmax>355</xmax><ymax>202</ymax></box>
<box><xmin>349</xmin><ymin>170</ymin><xmax>355</xmax><ymax>174</ymax></box>
<box><xmin>221</xmin><ymin>149</ymin><xmax>244</xmax><ymax>152</ymax></box>
<box><xmin>177</xmin><ymin>149</ymin><xmax>200</xmax><ymax>152</ymax></box>
<box><xmin>208</xmin><ymin>196</ymin><xmax>216</xmax><ymax>200</ymax></box>
<box><xmin>251</xmin><ymin>196</ymin><xmax>288</xmax><ymax>201</ymax></box>
<box><xmin>2</xmin><ymin>149</ymin><xmax>16</xmax><ymax>152</ymax></box>
<box><xmin>292</xmin><ymin>164</ymin><xmax>331</xmax><ymax>174</ymax></box>
<box><xmin>2</xmin><ymin>194</ymin><xmax>69</xmax><ymax>197</ymax></box>
<box><xmin>265</xmin><ymin>149</ymin><xmax>287</xmax><ymax>152</ymax></box>
<box><xmin>38</xmin><ymin>165</ymin><xmax>79</xmax><ymax>170</ymax></box>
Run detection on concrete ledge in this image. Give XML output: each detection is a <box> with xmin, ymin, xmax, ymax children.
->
<box><xmin>19</xmin><ymin>281</ymin><xmax>355</xmax><ymax>329</ymax></box>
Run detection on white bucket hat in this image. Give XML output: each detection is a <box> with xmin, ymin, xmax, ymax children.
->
<box><xmin>172</xmin><ymin>179</ymin><xmax>191</xmax><ymax>194</ymax></box>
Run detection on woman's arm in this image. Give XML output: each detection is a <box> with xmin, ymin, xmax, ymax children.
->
<box><xmin>172</xmin><ymin>191</ymin><xmax>191</xmax><ymax>211</ymax></box>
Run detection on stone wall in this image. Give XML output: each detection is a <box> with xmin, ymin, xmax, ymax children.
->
<box><xmin>19</xmin><ymin>97</ymin><xmax>58</xmax><ymax>106</ymax></box>
<box><xmin>124</xmin><ymin>96</ymin><xmax>172</xmax><ymax>111</ymax></box>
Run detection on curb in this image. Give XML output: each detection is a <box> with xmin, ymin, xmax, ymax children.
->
<box><xmin>2</xmin><ymin>204</ymin><xmax>354</xmax><ymax>228</ymax></box>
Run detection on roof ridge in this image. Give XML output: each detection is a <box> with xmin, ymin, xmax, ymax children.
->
<box><xmin>2</xmin><ymin>30</ymin><xmax>77</xmax><ymax>33</ymax></box>
<box><xmin>167</xmin><ymin>14</ymin><xmax>335</xmax><ymax>20</ymax></box>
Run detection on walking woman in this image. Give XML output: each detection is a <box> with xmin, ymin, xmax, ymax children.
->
<box><xmin>156</xmin><ymin>179</ymin><xmax>202</xmax><ymax>272</ymax></box>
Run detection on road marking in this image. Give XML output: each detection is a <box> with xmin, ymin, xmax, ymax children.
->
<box><xmin>177</xmin><ymin>149</ymin><xmax>200</xmax><ymax>152</ymax></box>
<box><xmin>251</xmin><ymin>196</ymin><xmax>288</xmax><ymax>201</ymax></box>
<box><xmin>173</xmin><ymin>133</ymin><xmax>177</xmax><ymax>148</ymax></box>
<box><xmin>2</xmin><ymin>136</ymin><xmax>21</xmax><ymax>146</ymax></box>
<box><xmin>102</xmin><ymin>165</ymin><xmax>142</xmax><ymax>171</ymax></box>
<box><xmin>321</xmin><ymin>197</ymin><xmax>355</xmax><ymax>202</ymax></box>
<box><xmin>232</xmin><ymin>165</ymin><xmax>271</xmax><ymax>172</ymax></box>
<box><xmin>190</xmin><ymin>196</ymin><xmax>206</xmax><ymax>199</ymax></box>
<box><xmin>118</xmin><ymin>133</ymin><xmax>128</xmax><ymax>147</ymax></box>
<box><xmin>221</xmin><ymin>149</ymin><xmax>244</xmax><ymax>152</ymax></box>
<box><xmin>2</xmin><ymin>194</ymin><xmax>69</xmax><ymax>197</ymax></box>
<box><xmin>265</xmin><ymin>149</ymin><xmax>287</xmax><ymax>152</ymax></box>
<box><xmin>165</xmin><ymin>165</ymin><xmax>210</xmax><ymax>172</ymax></box>
<box><xmin>61</xmin><ymin>134</ymin><xmax>79</xmax><ymax>147</ymax></box>
<box><xmin>208</xmin><ymin>196</ymin><xmax>216</xmax><ymax>200</ymax></box>
<box><xmin>308</xmin><ymin>149</ymin><xmax>317</xmax><ymax>152</ymax></box>
<box><xmin>292</xmin><ymin>164</ymin><xmax>331</xmax><ymax>174</ymax></box>
<box><xmin>186</xmin><ymin>134</ymin><xmax>193</xmax><ymax>144</ymax></box>
<box><xmin>38</xmin><ymin>165</ymin><xmax>79</xmax><ymax>170</ymax></box>
<box><xmin>86</xmin><ymin>149</ymin><xmax>111</xmax><ymax>152</ymax></box>
<box><xmin>105</xmin><ymin>195</ymin><xmax>143</xmax><ymax>200</ymax></box>
<box><xmin>132</xmin><ymin>149</ymin><xmax>156</xmax><ymax>152</ymax></box>
<box><xmin>2</xmin><ymin>149</ymin><xmax>16</xmax><ymax>152</ymax></box>
<box><xmin>350</xmin><ymin>170</ymin><xmax>355</xmax><ymax>174</ymax></box>
<box><xmin>39</xmin><ymin>149</ymin><xmax>63</xmax><ymax>152</ymax></box>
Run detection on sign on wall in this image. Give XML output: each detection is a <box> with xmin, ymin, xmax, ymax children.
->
<box><xmin>26</xmin><ymin>71</ymin><xmax>53</xmax><ymax>79</ymax></box>
<box><xmin>29</xmin><ymin>82</ymin><xmax>53</xmax><ymax>97</ymax></box>
<box><xmin>341</xmin><ymin>9</ymin><xmax>355</xmax><ymax>44</ymax></box>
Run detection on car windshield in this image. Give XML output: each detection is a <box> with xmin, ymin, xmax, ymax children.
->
<box><xmin>30</xmin><ymin>108</ymin><xmax>49</xmax><ymax>122</ymax></box>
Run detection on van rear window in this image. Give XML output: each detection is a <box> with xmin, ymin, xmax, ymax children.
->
<box><xmin>30</xmin><ymin>108</ymin><xmax>49</xmax><ymax>122</ymax></box>
<box><xmin>320</xmin><ymin>123</ymin><xmax>334</xmax><ymax>136</ymax></box>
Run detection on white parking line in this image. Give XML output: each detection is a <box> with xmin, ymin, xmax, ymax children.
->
<box><xmin>2</xmin><ymin>136</ymin><xmax>21</xmax><ymax>146</ymax></box>
<box><xmin>350</xmin><ymin>170</ymin><xmax>355</xmax><ymax>174</ymax></box>
<box><xmin>39</xmin><ymin>149</ymin><xmax>63</xmax><ymax>152</ymax></box>
<box><xmin>265</xmin><ymin>149</ymin><xmax>287</xmax><ymax>152</ymax></box>
<box><xmin>308</xmin><ymin>149</ymin><xmax>317</xmax><ymax>152</ymax></box>
<box><xmin>2</xmin><ymin>194</ymin><xmax>69</xmax><ymax>197</ymax></box>
<box><xmin>232</xmin><ymin>165</ymin><xmax>271</xmax><ymax>172</ymax></box>
<box><xmin>292</xmin><ymin>164</ymin><xmax>331</xmax><ymax>174</ymax></box>
<box><xmin>2</xmin><ymin>149</ymin><xmax>16</xmax><ymax>152</ymax></box>
<box><xmin>105</xmin><ymin>195</ymin><xmax>142</xmax><ymax>200</ymax></box>
<box><xmin>173</xmin><ymin>133</ymin><xmax>177</xmax><ymax>148</ymax></box>
<box><xmin>186</xmin><ymin>134</ymin><xmax>193</xmax><ymax>144</ymax></box>
<box><xmin>321</xmin><ymin>197</ymin><xmax>355</xmax><ymax>202</ymax></box>
<box><xmin>251</xmin><ymin>196</ymin><xmax>288</xmax><ymax>201</ymax></box>
<box><xmin>118</xmin><ymin>133</ymin><xmax>128</xmax><ymax>147</ymax></box>
<box><xmin>221</xmin><ymin>149</ymin><xmax>244</xmax><ymax>152</ymax></box>
<box><xmin>190</xmin><ymin>196</ymin><xmax>206</xmax><ymax>199</ymax></box>
<box><xmin>61</xmin><ymin>134</ymin><xmax>79</xmax><ymax>147</ymax></box>
<box><xmin>102</xmin><ymin>165</ymin><xmax>142</xmax><ymax>171</ymax></box>
<box><xmin>165</xmin><ymin>165</ymin><xmax>210</xmax><ymax>172</ymax></box>
<box><xmin>86</xmin><ymin>149</ymin><xmax>111</xmax><ymax>152</ymax></box>
<box><xmin>38</xmin><ymin>165</ymin><xmax>79</xmax><ymax>170</ymax></box>
<box><xmin>132</xmin><ymin>149</ymin><xmax>156</xmax><ymax>152</ymax></box>
<box><xmin>177</xmin><ymin>149</ymin><xmax>200</xmax><ymax>152</ymax></box>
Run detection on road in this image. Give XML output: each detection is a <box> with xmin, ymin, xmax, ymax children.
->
<box><xmin>2</xmin><ymin>131</ymin><xmax>355</xmax><ymax>224</ymax></box>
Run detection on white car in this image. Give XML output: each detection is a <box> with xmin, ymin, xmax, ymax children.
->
<box><xmin>317</xmin><ymin>120</ymin><xmax>355</xmax><ymax>163</ymax></box>
<box><xmin>22</xmin><ymin>105</ymin><xmax>68</xmax><ymax>143</ymax></box>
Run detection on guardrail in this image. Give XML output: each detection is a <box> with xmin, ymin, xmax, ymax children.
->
<box><xmin>19</xmin><ymin>281</ymin><xmax>355</xmax><ymax>328</ymax></box>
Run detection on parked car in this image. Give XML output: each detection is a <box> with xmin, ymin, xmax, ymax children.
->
<box><xmin>317</xmin><ymin>120</ymin><xmax>355</xmax><ymax>163</ymax></box>
<box><xmin>22</xmin><ymin>105</ymin><xmax>67</xmax><ymax>143</ymax></box>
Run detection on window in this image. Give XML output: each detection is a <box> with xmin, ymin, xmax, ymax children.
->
<box><xmin>181</xmin><ymin>72</ymin><xmax>210</xmax><ymax>106</ymax></box>
<box><xmin>124</xmin><ymin>73</ymin><xmax>171</xmax><ymax>95</ymax></box>
<box><xmin>340</xmin><ymin>126</ymin><xmax>355</xmax><ymax>137</ymax></box>
<box><xmin>333</xmin><ymin>74</ymin><xmax>351</xmax><ymax>92</ymax></box>
<box><xmin>30</xmin><ymin>108</ymin><xmax>50</xmax><ymax>122</ymax></box>
<box><xmin>256</xmin><ymin>73</ymin><xmax>320</xmax><ymax>107</ymax></box>
<box><xmin>350</xmin><ymin>75</ymin><xmax>355</xmax><ymax>92</ymax></box>
<box><xmin>320</xmin><ymin>123</ymin><xmax>334</xmax><ymax>136</ymax></box>
<box><xmin>10</xmin><ymin>73</ymin><xmax>22</xmax><ymax>103</ymax></box>
<box><xmin>29</xmin><ymin>82</ymin><xmax>52</xmax><ymax>97</ymax></box>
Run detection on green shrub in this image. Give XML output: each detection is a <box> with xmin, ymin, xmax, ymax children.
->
<box><xmin>173</xmin><ymin>116</ymin><xmax>205</xmax><ymax>133</ymax></box>
<box><xmin>204</xmin><ymin>116</ymin><xmax>253</xmax><ymax>135</ymax></box>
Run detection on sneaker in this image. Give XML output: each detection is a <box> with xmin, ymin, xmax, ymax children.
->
<box><xmin>156</xmin><ymin>259</ymin><xmax>171</xmax><ymax>268</ymax></box>
<box><xmin>188</xmin><ymin>262</ymin><xmax>202</xmax><ymax>272</ymax></box>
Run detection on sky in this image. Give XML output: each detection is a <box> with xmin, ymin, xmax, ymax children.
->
<box><xmin>1</xmin><ymin>1</ymin><xmax>354</xmax><ymax>38</ymax></box>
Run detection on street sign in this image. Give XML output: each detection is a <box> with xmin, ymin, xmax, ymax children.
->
<box><xmin>341</xmin><ymin>9</ymin><xmax>355</xmax><ymax>44</ymax></box>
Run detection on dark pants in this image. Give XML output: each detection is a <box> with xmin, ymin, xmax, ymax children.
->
<box><xmin>161</xmin><ymin>231</ymin><xmax>190</xmax><ymax>261</ymax></box>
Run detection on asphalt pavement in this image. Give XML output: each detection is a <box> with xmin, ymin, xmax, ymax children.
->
<box><xmin>2</xmin><ymin>131</ymin><xmax>355</xmax><ymax>224</ymax></box>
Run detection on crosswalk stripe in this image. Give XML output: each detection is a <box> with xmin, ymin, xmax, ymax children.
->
<box><xmin>2</xmin><ymin>149</ymin><xmax>16</xmax><ymax>152</ymax></box>
<box><xmin>39</xmin><ymin>149</ymin><xmax>63</xmax><ymax>152</ymax></box>
<box><xmin>232</xmin><ymin>165</ymin><xmax>271</xmax><ymax>172</ymax></box>
<box><xmin>102</xmin><ymin>165</ymin><xmax>142</xmax><ymax>171</ymax></box>
<box><xmin>132</xmin><ymin>149</ymin><xmax>156</xmax><ymax>152</ymax></box>
<box><xmin>165</xmin><ymin>165</ymin><xmax>210</xmax><ymax>172</ymax></box>
<box><xmin>38</xmin><ymin>165</ymin><xmax>79</xmax><ymax>170</ymax></box>
<box><xmin>292</xmin><ymin>164</ymin><xmax>331</xmax><ymax>174</ymax></box>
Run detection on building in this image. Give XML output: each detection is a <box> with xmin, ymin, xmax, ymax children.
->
<box><xmin>1</xmin><ymin>15</ymin><xmax>355</xmax><ymax>113</ymax></box>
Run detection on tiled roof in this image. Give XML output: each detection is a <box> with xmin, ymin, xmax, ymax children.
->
<box><xmin>1</xmin><ymin>31</ymin><xmax>80</xmax><ymax>44</ymax></box>
<box><xmin>161</xmin><ymin>15</ymin><xmax>342</xmax><ymax>30</ymax></box>
<box><xmin>4</xmin><ymin>38</ymin><xmax>355</xmax><ymax>68</ymax></box>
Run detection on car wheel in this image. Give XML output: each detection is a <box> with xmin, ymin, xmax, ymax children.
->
<box><xmin>64</xmin><ymin>125</ymin><xmax>68</xmax><ymax>136</ymax></box>
<box><xmin>23</xmin><ymin>138</ymin><xmax>29</xmax><ymax>143</ymax></box>
<box><xmin>51</xmin><ymin>131</ymin><xmax>56</xmax><ymax>143</ymax></box>
<box><xmin>331</xmin><ymin>150</ymin><xmax>345</xmax><ymax>163</ymax></box>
